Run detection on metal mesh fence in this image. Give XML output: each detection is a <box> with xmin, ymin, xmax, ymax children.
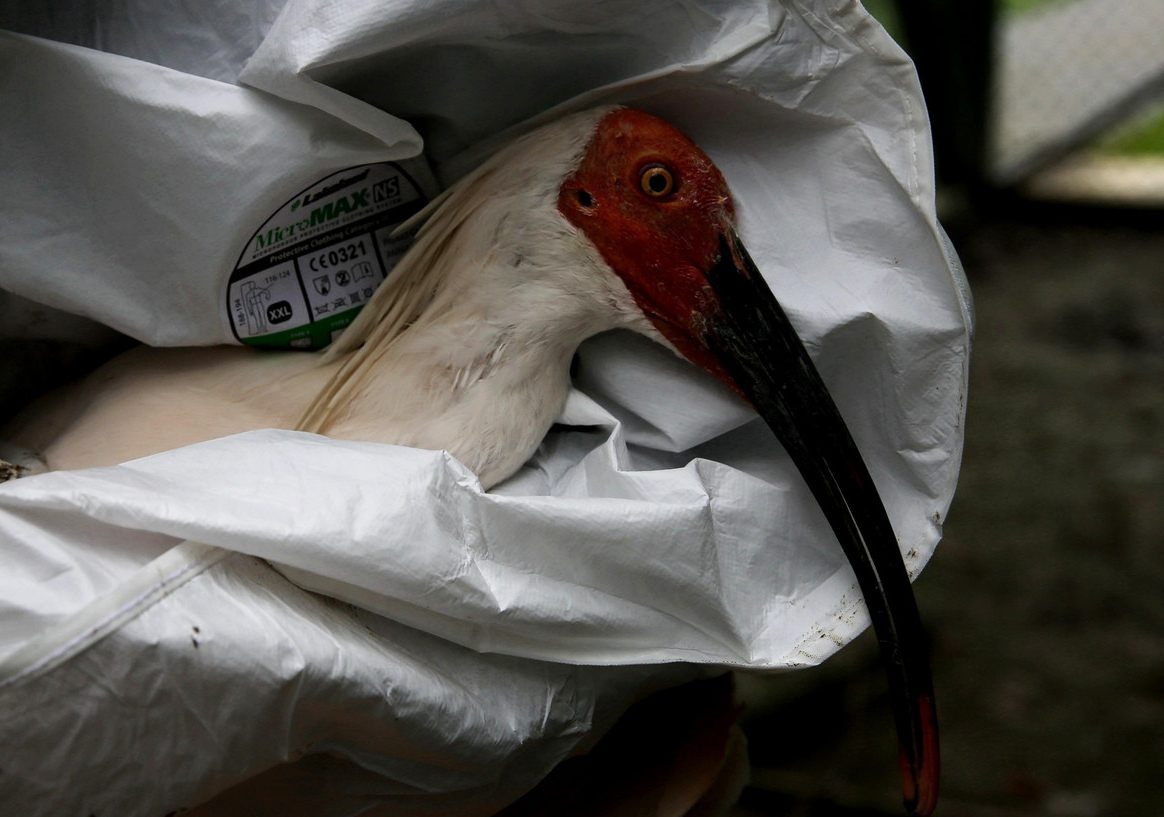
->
<box><xmin>991</xmin><ymin>0</ymin><xmax>1164</xmax><ymax>183</ymax></box>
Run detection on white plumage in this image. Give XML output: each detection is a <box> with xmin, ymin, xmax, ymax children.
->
<box><xmin>4</xmin><ymin>107</ymin><xmax>661</xmax><ymax>488</ymax></box>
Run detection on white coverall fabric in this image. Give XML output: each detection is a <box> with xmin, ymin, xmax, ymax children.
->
<box><xmin>0</xmin><ymin>1</ymin><xmax>972</xmax><ymax>814</ymax></box>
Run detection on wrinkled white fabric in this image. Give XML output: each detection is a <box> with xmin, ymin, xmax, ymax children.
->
<box><xmin>0</xmin><ymin>1</ymin><xmax>971</xmax><ymax>815</ymax></box>
<box><xmin>0</xmin><ymin>28</ymin><xmax>426</xmax><ymax>345</ymax></box>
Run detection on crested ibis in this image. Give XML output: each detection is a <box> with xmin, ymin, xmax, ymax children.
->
<box><xmin>1</xmin><ymin>106</ymin><xmax>938</xmax><ymax>815</ymax></box>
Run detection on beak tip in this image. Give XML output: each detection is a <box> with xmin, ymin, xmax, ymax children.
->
<box><xmin>900</xmin><ymin>692</ymin><xmax>940</xmax><ymax>817</ymax></box>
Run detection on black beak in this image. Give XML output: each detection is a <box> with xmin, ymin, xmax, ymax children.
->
<box><xmin>705</xmin><ymin>229</ymin><xmax>939</xmax><ymax>816</ymax></box>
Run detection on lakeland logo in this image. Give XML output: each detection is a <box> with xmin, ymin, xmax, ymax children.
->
<box><xmin>256</xmin><ymin>188</ymin><xmax>372</xmax><ymax>250</ymax></box>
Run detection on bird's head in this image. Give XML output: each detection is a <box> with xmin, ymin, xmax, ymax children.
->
<box><xmin>557</xmin><ymin>107</ymin><xmax>939</xmax><ymax>817</ymax></box>
<box><xmin>557</xmin><ymin>108</ymin><xmax>738</xmax><ymax>391</ymax></box>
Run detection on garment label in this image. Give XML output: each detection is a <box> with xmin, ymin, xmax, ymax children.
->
<box><xmin>227</xmin><ymin>162</ymin><xmax>426</xmax><ymax>349</ymax></box>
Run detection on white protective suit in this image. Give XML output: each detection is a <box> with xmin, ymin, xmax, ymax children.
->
<box><xmin>0</xmin><ymin>1</ymin><xmax>972</xmax><ymax>814</ymax></box>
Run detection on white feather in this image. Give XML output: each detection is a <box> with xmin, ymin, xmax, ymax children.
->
<box><xmin>4</xmin><ymin>107</ymin><xmax>665</xmax><ymax>489</ymax></box>
<box><xmin>300</xmin><ymin>105</ymin><xmax>663</xmax><ymax>487</ymax></box>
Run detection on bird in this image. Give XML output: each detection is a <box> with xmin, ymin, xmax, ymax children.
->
<box><xmin>1</xmin><ymin>106</ymin><xmax>938</xmax><ymax>815</ymax></box>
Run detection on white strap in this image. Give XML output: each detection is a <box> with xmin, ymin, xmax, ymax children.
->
<box><xmin>0</xmin><ymin>541</ymin><xmax>232</xmax><ymax>689</ymax></box>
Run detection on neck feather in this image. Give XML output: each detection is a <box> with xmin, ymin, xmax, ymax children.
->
<box><xmin>296</xmin><ymin>107</ymin><xmax>650</xmax><ymax>487</ymax></box>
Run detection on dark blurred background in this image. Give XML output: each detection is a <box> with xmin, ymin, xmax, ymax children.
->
<box><xmin>733</xmin><ymin>2</ymin><xmax>1164</xmax><ymax>815</ymax></box>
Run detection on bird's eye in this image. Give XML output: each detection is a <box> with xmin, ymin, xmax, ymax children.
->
<box><xmin>639</xmin><ymin>164</ymin><xmax>676</xmax><ymax>198</ymax></box>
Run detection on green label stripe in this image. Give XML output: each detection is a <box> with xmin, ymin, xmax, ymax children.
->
<box><xmin>240</xmin><ymin>307</ymin><xmax>363</xmax><ymax>350</ymax></box>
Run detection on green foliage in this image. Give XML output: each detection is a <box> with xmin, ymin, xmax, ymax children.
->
<box><xmin>1098</xmin><ymin>103</ymin><xmax>1164</xmax><ymax>157</ymax></box>
<box><xmin>861</xmin><ymin>0</ymin><xmax>905</xmax><ymax>44</ymax></box>
<box><xmin>1002</xmin><ymin>0</ymin><xmax>1074</xmax><ymax>15</ymax></box>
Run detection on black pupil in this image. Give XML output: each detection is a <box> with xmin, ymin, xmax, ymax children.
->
<box><xmin>577</xmin><ymin>190</ymin><xmax>594</xmax><ymax>207</ymax></box>
<box><xmin>648</xmin><ymin>171</ymin><xmax>668</xmax><ymax>193</ymax></box>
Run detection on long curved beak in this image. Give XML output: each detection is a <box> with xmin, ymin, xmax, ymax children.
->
<box><xmin>705</xmin><ymin>229</ymin><xmax>939</xmax><ymax>816</ymax></box>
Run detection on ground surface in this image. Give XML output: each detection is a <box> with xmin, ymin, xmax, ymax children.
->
<box><xmin>733</xmin><ymin>213</ymin><xmax>1164</xmax><ymax>817</ymax></box>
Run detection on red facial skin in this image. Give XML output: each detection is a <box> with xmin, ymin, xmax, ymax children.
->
<box><xmin>558</xmin><ymin>108</ymin><xmax>740</xmax><ymax>393</ymax></box>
